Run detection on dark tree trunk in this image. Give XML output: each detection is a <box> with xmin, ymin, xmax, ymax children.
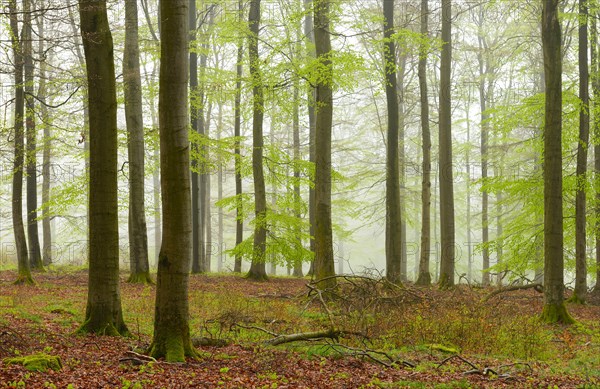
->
<box><xmin>38</xmin><ymin>6</ymin><xmax>52</xmax><ymax>267</ymax></box>
<box><xmin>573</xmin><ymin>0</ymin><xmax>589</xmax><ymax>303</ymax></box>
<box><xmin>234</xmin><ymin>0</ymin><xmax>244</xmax><ymax>273</ymax></box>
<box><xmin>438</xmin><ymin>0</ymin><xmax>455</xmax><ymax>289</ymax></box>
<box><xmin>124</xmin><ymin>0</ymin><xmax>151</xmax><ymax>284</ymax></box>
<box><xmin>246</xmin><ymin>0</ymin><xmax>268</xmax><ymax>281</ymax></box>
<box><xmin>24</xmin><ymin>0</ymin><xmax>43</xmax><ymax>271</ymax></box>
<box><xmin>78</xmin><ymin>0</ymin><xmax>127</xmax><ymax>335</ymax></box>
<box><xmin>148</xmin><ymin>0</ymin><xmax>198</xmax><ymax>361</ymax></box>
<box><xmin>383</xmin><ymin>0</ymin><xmax>402</xmax><ymax>285</ymax></box>
<box><xmin>305</xmin><ymin>0</ymin><xmax>317</xmax><ymax>277</ymax></box>
<box><xmin>190</xmin><ymin>0</ymin><xmax>202</xmax><ymax>274</ymax></box>
<box><xmin>416</xmin><ymin>0</ymin><xmax>431</xmax><ymax>286</ymax></box>
<box><xmin>540</xmin><ymin>0</ymin><xmax>573</xmax><ymax>324</ymax></box>
<box><xmin>9</xmin><ymin>0</ymin><xmax>32</xmax><ymax>285</ymax></box>
<box><xmin>592</xmin><ymin>7</ymin><xmax>600</xmax><ymax>295</ymax></box>
<box><xmin>313</xmin><ymin>0</ymin><xmax>336</xmax><ymax>289</ymax></box>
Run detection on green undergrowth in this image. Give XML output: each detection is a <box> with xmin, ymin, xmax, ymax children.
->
<box><xmin>4</xmin><ymin>353</ymin><xmax>62</xmax><ymax>372</ymax></box>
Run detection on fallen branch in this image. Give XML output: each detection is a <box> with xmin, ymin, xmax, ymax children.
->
<box><xmin>265</xmin><ymin>328</ymin><xmax>341</xmax><ymax>346</ymax></box>
<box><xmin>482</xmin><ymin>283</ymin><xmax>543</xmax><ymax>302</ymax></box>
<box><xmin>328</xmin><ymin>343</ymin><xmax>415</xmax><ymax>368</ymax></box>
<box><xmin>437</xmin><ymin>354</ymin><xmax>479</xmax><ymax>371</ymax></box>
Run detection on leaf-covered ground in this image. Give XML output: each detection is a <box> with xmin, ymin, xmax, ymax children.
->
<box><xmin>0</xmin><ymin>270</ymin><xmax>599</xmax><ymax>388</ymax></box>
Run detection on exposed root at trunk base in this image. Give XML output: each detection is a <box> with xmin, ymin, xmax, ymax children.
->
<box><xmin>127</xmin><ymin>272</ymin><xmax>154</xmax><ymax>284</ymax></box>
<box><xmin>540</xmin><ymin>302</ymin><xmax>575</xmax><ymax>324</ymax></box>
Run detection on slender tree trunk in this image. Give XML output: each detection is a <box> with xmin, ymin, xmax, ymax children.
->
<box><xmin>9</xmin><ymin>0</ymin><xmax>32</xmax><ymax>285</ymax></box>
<box><xmin>204</xmin><ymin>100</ymin><xmax>213</xmax><ymax>272</ymax></box>
<box><xmin>416</xmin><ymin>0</ymin><xmax>431</xmax><ymax>286</ymax></box>
<box><xmin>148</xmin><ymin>0</ymin><xmax>197</xmax><ymax>361</ymax></box>
<box><xmin>540</xmin><ymin>0</ymin><xmax>573</xmax><ymax>324</ymax></box>
<box><xmin>233</xmin><ymin>0</ymin><xmax>244</xmax><ymax>273</ymax></box>
<box><xmin>313</xmin><ymin>0</ymin><xmax>336</xmax><ymax>289</ymax></box>
<box><xmin>465</xmin><ymin>105</ymin><xmax>472</xmax><ymax>283</ymax></box>
<box><xmin>24</xmin><ymin>0</ymin><xmax>43</xmax><ymax>271</ymax></box>
<box><xmin>305</xmin><ymin>0</ymin><xmax>317</xmax><ymax>277</ymax></box>
<box><xmin>293</xmin><ymin>59</ymin><xmax>304</xmax><ymax>278</ymax></box>
<box><xmin>591</xmin><ymin>8</ymin><xmax>600</xmax><ymax>295</ymax></box>
<box><xmin>573</xmin><ymin>0</ymin><xmax>589</xmax><ymax>303</ymax></box>
<box><xmin>496</xmin><ymin>189</ymin><xmax>504</xmax><ymax>285</ymax></box>
<box><xmin>383</xmin><ymin>0</ymin><xmax>402</xmax><ymax>285</ymax></box>
<box><xmin>477</xmin><ymin>15</ymin><xmax>490</xmax><ymax>287</ymax></box>
<box><xmin>124</xmin><ymin>0</ymin><xmax>151</xmax><ymax>284</ymax></box>
<box><xmin>438</xmin><ymin>0</ymin><xmax>455</xmax><ymax>289</ymax></box>
<box><xmin>38</xmin><ymin>6</ymin><xmax>52</xmax><ymax>267</ymax></box>
<box><xmin>78</xmin><ymin>0</ymin><xmax>127</xmax><ymax>335</ymax></box>
<box><xmin>246</xmin><ymin>0</ymin><xmax>268</xmax><ymax>281</ymax></box>
<box><xmin>217</xmin><ymin>102</ymin><xmax>224</xmax><ymax>272</ymax></box>
<box><xmin>190</xmin><ymin>0</ymin><xmax>202</xmax><ymax>274</ymax></box>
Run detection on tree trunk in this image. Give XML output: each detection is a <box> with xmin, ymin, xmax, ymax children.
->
<box><xmin>313</xmin><ymin>0</ymin><xmax>336</xmax><ymax>289</ymax></box>
<box><xmin>24</xmin><ymin>0</ymin><xmax>43</xmax><ymax>271</ymax></box>
<box><xmin>38</xmin><ymin>6</ymin><xmax>52</xmax><ymax>267</ymax></box>
<box><xmin>438</xmin><ymin>0</ymin><xmax>455</xmax><ymax>289</ymax></box>
<box><xmin>477</xmin><ymin>7</ymin><xmax>490</xmax><ymax>287</ymax></box>
<box><xmin>246</xmin><ymin>0</ymin><xmax>268</xmax><ymax>281</ymax></box>
<box><xmin>540</xmin><ymin>0</ymin><xmax>573</xmax><ymax>324</ymax></box>
<box><xmin>78</xmin><ymin>0</ymin><xmax>127</xmax><ymax>335</ymax></box>
<box><xmin>305</xmin><ymin>0</ymin><xmax>317</xmax><ymax>277</ymax></box>
<box><xmin>217</xmin><ymin>102</ymin><xmax>224</xmax><ymax>273</ymax></box>
<box><xmin>383</xmin><ymin>0</ymin><xmax>402</xmax><ymax>285</ymax></box>
<box><xmin>148</xmin><ymin>0</ymin><xmax>197</xmax><ymax>361</ymax></box>
<box><xmin>416</xmin><ymin>0</ymin><xmax>431</xmax><ymax>286</ymax></box>
<box><xmin>234</xmin><ymin>0</ymin><xmax>244</xmax><ymax>273</ymax></box>
<box><xmin>124</xmin><ymin>0</ymin><xmax>151</xmax><ymax>284</ymax></box>
<box><xmin>592</xmin><ymin>7</ymin><xmax>600</xmax><ymax>295</ymax></box>
<box><xmin>293</xmin><ymin>51</ymin><xmax>304</xmax><ymax>278</ymax></box>
<box><xmin>572</xmin><ymin>0</ymin><xmax>589</xmax><ymax>303</ymax></box>
<box><xmin>191</xmin><ymin>0</ymin><xmax>202</xmax><ymax>274</ymax></box>
<box><xmin>9</xmin><ymin>0</ymin><xmax>32</xmax><ymax>285</ymax></box>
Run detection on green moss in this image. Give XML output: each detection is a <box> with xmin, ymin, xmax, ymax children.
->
<box><xmin>428</xmin><ymin>344</ymin><xmax>460</xmax><ymax>354</ymax></box>
<box><xmin>566</xmin><ymin>293</ymin><xmax>586</xmax><ymax>305</ymax></box>
<box><xmin>4</xmin><ymin>353</ymin><xmax>62</xmax><ymax>372</ymax></box>
<box><xmin>540</xmin><ymin>302</ymin><xmax>575</xmax><ymax>324</ymax></box>
<box><xmin>148</xmin><ymin>331</ymin><xmax>198</xmax><ymax>362</ymax></box>
<box><xmin>127</xmin><ymin>272</ymin><xmax>154</xmax><ymax>284</ymax></box>
<box><xmin>77</xmin><ymin>319</ymin><xmax>127</xmax><ymax>336</ymax></box>
<box><xmin>14</xmin><ymin>273</ymin><xmax>34</xmax><ymax>285</ymax></box>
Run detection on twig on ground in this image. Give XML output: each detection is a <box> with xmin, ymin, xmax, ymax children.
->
<box><xmin>482</xmin><ymin>283</ymin><xmax>543</xmax><ymax>302</ymax></box>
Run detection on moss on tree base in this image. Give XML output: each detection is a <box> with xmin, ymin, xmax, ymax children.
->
<box><xmin>77</xmin><ymin>319</ymin><xmax>129</xmax><ymax>336</ymax></box>
<box><xmin>245</xmin><ymin>270</ymin><xmax>269</xmax><ymax>282</ymax></box>
<box><xmin>14</xmin><ymin>273</ymin><xmax>34</xmax><ymax>285</ymax></box>
<box><xmin>415</xmin><ymin>272</ymin><xmax>431</xmax><ymax>286</ymax></box>
<box><xmin>4</xmin><ymin>353</ymin><xmax>62</xmax><ymax>372</ymax></box>
<box><xmin>566</xmin><ymin>292</ymin><xmax>586</xmax><ymax>305</ymax></box>
<box><xmin>540</xmin><ymin>302</ymin><xmax>575</xmax><ymax>324</ymax></box>
<box><xmin>127</xmin><ymin>272</ymin><xmax>154</xmax><ymax>284</ymax></box>
<box><xmin>438</xmin><ymin>274</ymin><xmax>453</xmax><ymax>290</ymax></box>
<box><xmin>148</xmin><ymin>332</ymin><xmax>198</xmax><ymax>362</ymax></box>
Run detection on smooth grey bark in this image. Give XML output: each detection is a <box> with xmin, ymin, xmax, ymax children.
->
<box><xmin>38</xmin><ymin>6</ymin><xmax>52</xmax><ymax>267</ymax></box>
<box><xmin>190</xmin><ymin>0</ymin><xmax>202</xmax><ymax>273</ymax></box>
<box><xmin>148</xmin><ymin>0</ymin><xmax>197</xmax><ymax>361</ymax></box>
<box><xmin>234</xmin><ymin>0</ymin><xmax>244</xmax><ymax>273</ymax></box>
<box><xmin>217</xmin><ymin>101</ymin><xmax>224</xmax><ymax>272</ymax></box>
<box><xmin>247</xmin><ymin>0</ymin><xmax>268</xmax><ymax>281</ymax></box>
<box><xmin>383</xmin><ymin>0</ymin><xmax>402</xmax><ymax>285</ymax></box>
<box><xmin>438</xmin><ymin>0</ymin><xmax>455</xmax><ymax>288</ymax></box>
<box><xmin>78</xmin><ymin>0</ymin><xmax>127</xmax><ymax>335</ymax></box>
<box><xmin>24</xmin><ymin>0</ymin><xmax>42</xmax><ymax>271</ymax></box>
<box><xmin>476</xmin><ymin>6</ymin><xmax>490</xmax><ymax>286</ymax></box>
<box><xmin>304</xmin><ymin>0</ymin><xmax>317</xmax><ymax>276</ymax></box>
<box><xmin>540</xmin><ymin>0</ymin><xmax>573</xmax><ymax>324</ymax></box>
<box><xmin>313</xmin><ymin>0</ymin><xmax>336</xmax><ymax>289</ymax></box>
<box><xmin>292</xmin><ymin>54</ymin><xmax>304</xmax><ymax>278</ymax></box>
<box><xmin>124</xmin><ymin>0</ymin><xmax>151</xmax><ymax>283</ymax></box>
<box><xmin>416</xmin><ymin>0</ymin><xmax>431</xmax><ymax>286</ymax></box>
<box><xmin>592</xmin><ymin>9</ymin><xmax>600</xmax><ymax>295</ymax></box>
<box><xmin>9</xmin><ymin>0</ymin><xmax>32</xmax><ymax>284</ymax></box>
<box><xmin>573</xmin><ymin>0</ymin><xmax>589</xmax><ymax>303</ymax></box>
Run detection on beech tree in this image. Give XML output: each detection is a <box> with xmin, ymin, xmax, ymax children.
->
<box><xmin>383</xmin><ymin>0</ymin><xmax>402</xmax><ymax>285</ymax></box>
<box><xmin>540</xmin><ymin>0</ymin><xmax>573</xmax><ymax>324</ymax></box>
<box><xmin>124</xmin><ymin>0</ymin><xmax>151</xmax><ymax>284</ymax></box>
<box><xmin>9</xmin><ymin>0</ymin><xmax>32</xmax><ymax>284</ymax></box>
<box><xmin>416</xmin><ymin>0</ymin><xmax>432</xmax><ymax>286</ymax></box>
<box><xmin>438</xmin><ymin>0</ymin><xmax>455</xmax><ymax>288</ymax></box>
<box><xmin>78</xmin><ymin>0</ymin><xmax>127</xmax><ymax>335</ymax></box>
<box><xmin>313</xmin><ymin>0</ymin><xmax>336</xmax><ymax>289</ymax></box>
<box><xmin>247</xmin><ymin>0</ymin><xmax>268</xmax><ymax>281</ymax></box>
<box><xmin>148</xmin><ymin>0</ymin><xmax>197</xmax><ymax>361</ymax></box>
<box><xmin>233</xmin><ymin>0</ymin><xmax>244</xmax><ymax>273</ymax></box>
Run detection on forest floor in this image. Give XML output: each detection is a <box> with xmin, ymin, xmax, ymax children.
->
<box><xmin>0</xmin><ymin>269</ymin><xmax>599</xmax><ymax>388</ymax></box>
